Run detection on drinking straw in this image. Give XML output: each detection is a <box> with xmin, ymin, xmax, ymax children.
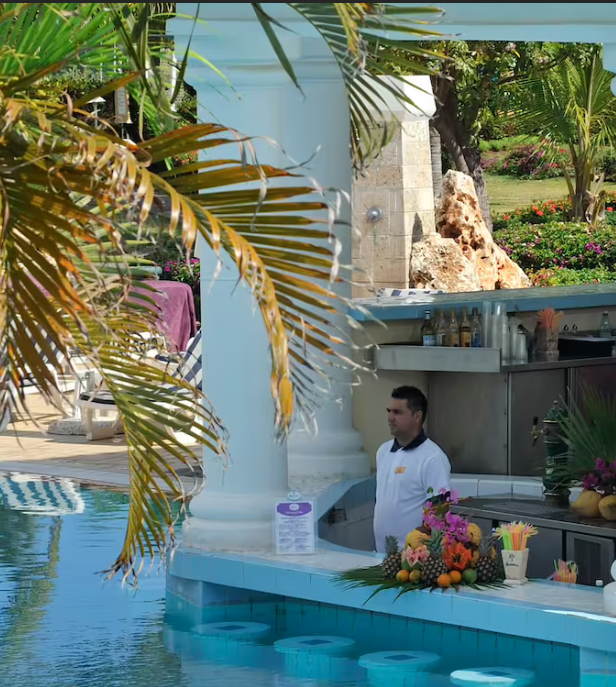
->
<box><xmin>495</xmin><ymin>522</ymin><xmax>538</xmax><ymax>550</ymax></box>
<box><xmin>553</xmin><ymin>560</ymin><xmax>578</xmax><ymax>583</ymax></box>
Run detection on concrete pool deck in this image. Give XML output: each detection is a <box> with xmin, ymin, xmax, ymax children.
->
<box><xmin>0</xmin><ymin>395</ymin><xmax>202</xmax><ymax>493</ymax></box>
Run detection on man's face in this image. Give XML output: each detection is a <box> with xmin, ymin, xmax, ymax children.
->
<box><xmin>387</xmin><ymin>398</ymin><xmax>422</xmax><ymax>438</ymax></box>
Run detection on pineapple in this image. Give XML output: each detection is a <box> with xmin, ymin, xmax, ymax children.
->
<box><xmin>476</xmin><ymin>534</ymin><xmax>499</xmax><ymax>583</ymax></box>
<box><xmin>421</xmin><ymin>530</ymin><xmax>449</xmax><ymax>586</ymax></box>
<box><xmin>382</xmin><ymin>535</ymin><xmax>401</xmax><ymax>579</ymax></box>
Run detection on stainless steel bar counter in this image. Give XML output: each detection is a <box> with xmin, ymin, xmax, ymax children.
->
<box><xmin>452</xmin><ymin>496</ymin><xmax>616</xmax><ymax>585</ymax></box>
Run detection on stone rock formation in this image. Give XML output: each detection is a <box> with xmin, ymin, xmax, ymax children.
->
<box><xmin>410</xmin><ymin>170</ymin><xmax>530</xmax><ymax>292</ymax></box>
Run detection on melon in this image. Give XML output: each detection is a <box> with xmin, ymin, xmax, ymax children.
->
<box><xmin>599</xmin><ymin>495</ymin><xmax>616</xmax><ymax>521</ymax></box>
<box><xmin>572</xmin><ymin>489</ymin><xmax>602</xmax><ymax>518</ymax></box>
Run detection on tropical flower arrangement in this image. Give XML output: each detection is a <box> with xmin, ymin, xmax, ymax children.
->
<box><xmin>335</xmin><ymin>489</ymin><xmax>506</xmax><ymax>600</ymax></box>
<box><xmin>572</xmin><ymin>458</ymin><xmax>616</xmax><ymax>521</ymax></box>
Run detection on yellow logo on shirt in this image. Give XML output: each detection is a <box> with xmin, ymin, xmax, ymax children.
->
<box><xmin>394</xmin><ymin>466</ymin><xmax>406</xmax><ymax>474</ymax></box>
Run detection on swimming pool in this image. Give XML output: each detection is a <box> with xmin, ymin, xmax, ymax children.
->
<box><xmin>0</xmin><ymin>473</ymin><xmax>580</xmax><ymax>687</ymax></box>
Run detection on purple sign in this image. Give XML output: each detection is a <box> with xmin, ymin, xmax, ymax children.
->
<box><xmin>276</xmin><ymin>502</ymin><xmax>313</xmax><ymax>517</ymax></box>
<box><xmin>275</xmin><ymin>499</ymin><xmax>315</xmax><ymax>555</ymax></box>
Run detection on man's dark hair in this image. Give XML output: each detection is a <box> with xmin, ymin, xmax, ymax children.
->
<box><xmin>391</xmin><ymin>385</ymin><xmax>428</xmax><ymax>421</ymax></box>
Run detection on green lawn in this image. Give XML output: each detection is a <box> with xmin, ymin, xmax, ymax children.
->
<box><xmin>486</xmin><ymin>173</ymin><xmax>616</xmax><ymax>214</ymax></box>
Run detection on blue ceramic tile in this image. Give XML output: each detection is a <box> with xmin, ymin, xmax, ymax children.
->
<box><xmin>513</xmin><ymin>637</ymin><xmax>535</xmax><ymax>669</ymax></box>
<box><xmin>276</xmin><ymin>570</ymin><xmax>311</xmax><ymax>596</ymax></box>
<box><xmin>392</xmin><ymin>589</ymin><xmax>453</xmax><ymax>623</ymax></box>
<box><xmin>488</xmin><ymin>602</ymin><xmax>528</xmax><ymax>636</ymax></box>
<box><xmin>422</xmin><ymin>621</ymin><xmax>443</xmax><ymax>652</ymax></box>
<box><xmin>526</xmin><ymin>608</ymin><xmax>575</xmax><ymax>644</ymax></box>
<box><xmin>460</xmin><ymin>627</ymin><xmax>479</xmax><ymax>654</ymax></box>
<box><xmin>201</xmin><ymin>557</ymin><xmax>244</xmax><ymax>587</ymax></box>
<box><xmin>580</xmin><ymin>648</ymin><xmax>616</xmax><ymax>673</ymax></box>
<box><xmin>241</xmin><ymin>564</ymin><xmax>275</xmax><ymax>594</ymax></box>
<box><xmin>477</xmin><ymin>630</ymin><xmax>498</xmax><ymax>664</ymax></box>
<box><xmin>494</xmin><ymin>633</ymin><xmax>516</xmax><ymax>663</ymax></box>
<box><xmin>451</xmin><ymin>598</ymin><xmax>491</xmax><ymax>630</ymax></box>
<box><xmin>532</xmin><ymin>639</ymin><xmax>554</xmax><ymax>682</ymax></box>
<box><xmin>575</xmin><ymin>617</ymin><xmax>616</xmax><ymax>653</ymax></box>
<box><xmin>552</xmin><ymin>644</ymin><xmax>575</xmax><ymax>683</ymax></box>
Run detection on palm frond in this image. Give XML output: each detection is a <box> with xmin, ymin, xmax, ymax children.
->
<box><xmin>557</xmin><ymin>384</ymin><xmax>616</xmax><ymax>483</ymax></box>
<box><xmin>250</xmin><ymin>2</ymin><xmax>444</xmax><ymax>172</ymax></box>
<box><xmin>1</xmin><ymin>86</ymin><xmax>352</xmax><ymax>579</ymax></box>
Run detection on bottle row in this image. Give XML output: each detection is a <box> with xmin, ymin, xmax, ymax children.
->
<box><xmin>421</xmin><ymin>308</ymin><xmax>481</xmax><ymax>348</ymax></box>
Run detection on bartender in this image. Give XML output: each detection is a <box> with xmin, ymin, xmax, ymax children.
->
<box><xmin>374</xmin><ymin>385</ymin><xmax>451</xmax><ymax>553</ymax></box>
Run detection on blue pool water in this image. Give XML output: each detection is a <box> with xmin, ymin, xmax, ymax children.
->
<box><xmin>0</xmin><ymin>473</ymin><xmax>580</xmax><ymax>687</ymax></box>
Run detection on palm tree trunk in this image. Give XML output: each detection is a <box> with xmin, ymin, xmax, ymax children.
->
<box><xmin>429</xmin><ymin>124</ymin><xmax>443</xmax><ymax>201</ymax></box>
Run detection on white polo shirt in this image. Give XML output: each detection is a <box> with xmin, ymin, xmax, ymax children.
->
<box><xmin>374</xmin><ymin>434</ymin><xmax>451</xmax><ymax>553</ymax></box>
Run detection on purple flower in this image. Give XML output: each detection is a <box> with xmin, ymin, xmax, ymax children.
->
<box><xmin>595</xmin><ymin>458</ymin><xmax>608</xmax><ymax>472</ymax></box>
<box><xmin>583</xmin><ymin>474</ymin><xmax>598</xmax><ymax>490</ymax></box>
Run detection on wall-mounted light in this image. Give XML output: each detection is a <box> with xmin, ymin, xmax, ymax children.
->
<box><xmin>366</xmin><ymin>207</ymin><xmax>383</xmax><ymax>222</ymax></box>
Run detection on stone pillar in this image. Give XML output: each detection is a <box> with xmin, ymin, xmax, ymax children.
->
<box><xmin>171</xmin><ymin>4</ymin><xmax>369</xmax><ymax>547</ymax></box>
<box><xmin>352</xmin><ymin>76</ymin><xmax>436</xmax><ymax>298</ymax></box>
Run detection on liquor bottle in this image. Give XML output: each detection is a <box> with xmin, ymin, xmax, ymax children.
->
<box><xmin>421</xmin><ymin>310</ymin><xmax>436</xmax><ymax>346</ymax></box>
<box><xmin>471</xmin><ymin>307</ymin><xmax>482</xmax><ymax>347</ymax></box>
<box><xmin>460</xmin><ymin>307</ymin><xmax>471</xmax><ymax>348</ymax></box>
<box><xmin>448</xmin><ymin>309</ymin><xmax>460</xmax><ymax>347</ymax></box>
<box><xmin>599</xmin><ymin>311</ymin><xmax>612</xmax><ymax>338</ymax></box>
<box><xmin>435</xmin><ymin>310</ymin><xmax>447</xmax><ymax>347</ymax></box>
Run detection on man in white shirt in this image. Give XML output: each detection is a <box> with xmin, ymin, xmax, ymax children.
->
<box><xmin>374</xmin><ymin>385</ymin><xmax>451</xmax><ymax>553</ymax></box>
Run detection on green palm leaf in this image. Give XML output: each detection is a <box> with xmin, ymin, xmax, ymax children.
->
<box><xmin>251</xmin><ymin>2</ymin><xmax>444</xmax><ymax>171</ymax></box>
<box><xmin>0</xmin><ymin>2</ymin><xmax>357</xmax><ymax>579</ymax></box>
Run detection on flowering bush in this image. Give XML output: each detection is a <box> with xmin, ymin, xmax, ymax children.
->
<box><xmin>530</xmin><ymin>267</ymin><xmax>616</xmax><ymax>287</ymax></box>
<box><xmin>494</xmin><ymin>221</ymin><xmax>616</xmax><ymax>272</ymax></box>
<box><xmin>496</xmin><ymin>144</ymin><xmax>571</xmax><ymax>180</ymax></box>
<box><xmin>494</xmin><ymin>194</ymin><xmax>616</xmax><ymax>231</ymax></box>
<box><xmin>582</xmin><ymin>458</ymin><xmax>616</xmax><ymax>494</ymax></box>
<box><xmin>161</xmin><ymin>258</ymin><xmax>201</xmax><ymax>315</ymax></box>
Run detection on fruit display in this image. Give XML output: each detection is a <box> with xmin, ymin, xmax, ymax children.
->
<box><xmin>382</xmin><ymin>535</ymin><xmax>402</xmax><ymax>579</ymax></box>
<box><xmin>336</xmin><ymin>489</ymin><xmax>506</xmax><ymax>597</ymax></box>
<box><xmin>572</xmin><ymin>459</ymin><xmax>616</xmax><ymax>521</ymax></box>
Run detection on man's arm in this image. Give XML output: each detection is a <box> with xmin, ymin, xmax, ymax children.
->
<box><xmin>423</xmin><ymin>453</ymin><xmax>451</xmax><ymax>501</ymax></box>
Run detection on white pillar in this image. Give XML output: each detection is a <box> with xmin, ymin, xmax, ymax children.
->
<box><xmin>171</xmin><ymin>5</ymin><xmax>370</xmax><ymax>553</ymax></box>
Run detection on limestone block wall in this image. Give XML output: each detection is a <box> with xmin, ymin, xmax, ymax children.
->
<box><xmin>352</xmin><ymin>120</ymin><xmax>436</xmax><ymax>298</ymax></box>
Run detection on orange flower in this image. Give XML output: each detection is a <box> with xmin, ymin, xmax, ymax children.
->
<box><xmin>444</xmin><ymin>542</ymin><xmax>472</xmax><ymax>571</ymax></box>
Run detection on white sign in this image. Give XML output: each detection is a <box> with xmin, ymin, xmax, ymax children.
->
<box><xmin>275</xmin><ymin>500</ymin><xmax>315</xmax><ymax>555</ymax></box>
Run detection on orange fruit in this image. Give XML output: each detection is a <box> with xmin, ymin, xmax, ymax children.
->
<box><xmin>396</xmin><ymin>569</ymin><xmax>410</xmax><ymax>583</ymax></box>
<box><xmin>449</xmin><ymin>570</ymin><xmax>462</xmax><ymax>585</ymax></box>
<box><xmin>437</xmin><ymin>573</ymin><xmax>452</xmax><ymax>588</ymax></box>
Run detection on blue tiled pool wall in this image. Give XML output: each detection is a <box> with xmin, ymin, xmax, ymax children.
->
<box><xmin>164</xmin><ymin>593</ymin><xmax>580</xmax><ymax>686</ymax></box>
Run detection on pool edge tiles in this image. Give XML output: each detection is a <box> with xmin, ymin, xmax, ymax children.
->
<box><xmin>168</xmin><ymin>544</ymin><xmax>616</xmax><ymax>655</ymax></box>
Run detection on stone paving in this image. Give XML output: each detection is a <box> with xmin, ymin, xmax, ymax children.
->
<box><xmin>0</xmin><ymin>394</ymin><xmax>203</xmax><ymax>493</ymax></box>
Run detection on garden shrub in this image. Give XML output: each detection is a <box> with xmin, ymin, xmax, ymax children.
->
<box><xmin>497</xmin><ymin>144</ymin><xmax>570</xmax><ymax>179</ymax></box>
<box><xmin>530</xmin><ymin>267</ymin><xmax>616</xmax><ymax>287</ymax></box>
<box><xmin>494</xmin><ymin>220</ymin><xmax>616</xmax><ymax>273</ymax></box>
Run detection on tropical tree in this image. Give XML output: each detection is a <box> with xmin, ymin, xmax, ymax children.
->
<box><xmin>0</xmin><ymin>2</ymin><xmax>443</xmax><ymax>581</ymax></box>
<box><xmin>511</xmin><ymin>48</ymin><xmax>616</xmax><ymax>223</ymax></box>
<box><xmin>391</xmin><ymin>41</ymin><xmax>591</xmax><ymax>229</ymax></box>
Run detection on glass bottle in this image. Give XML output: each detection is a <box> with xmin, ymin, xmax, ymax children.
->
<box><xmin>421</xmin><ymin>310</ymin><xmax>435</xmax><ymax>346</ymax></box>
<box><xmin>448</xmin><ymin>309</ymin><xmax>460</xmax><ymax>348</ymax></box>
<box><xmin>435</xmin><ymin>310</ymin><xmax>447</xmax><ymax>347</ymax></box>
<box><xmin>460</xmin><ymin>307</ymin><xmax>471</xmax><ymax>348</ymax></box>
<box><xmin>599</xmin><ymin>311</ymin><xmax>612</xmax><ymax>338</ymax></box>
<box><xmin>471</xmin><ymin>307</ymin><xmax>482</xmax><ymax>348</ymax></box>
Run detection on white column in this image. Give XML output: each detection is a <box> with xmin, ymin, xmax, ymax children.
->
<box><xmin>171</xmin><ymin>6</ymin><xmax>370</xmax><ymax>553</ymax></box>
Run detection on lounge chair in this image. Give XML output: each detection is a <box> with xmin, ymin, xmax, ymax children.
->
<box><xmin>76</xmin><ymin>330</ymin><xmax>202</xmax><ymax>441</ymax></box>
